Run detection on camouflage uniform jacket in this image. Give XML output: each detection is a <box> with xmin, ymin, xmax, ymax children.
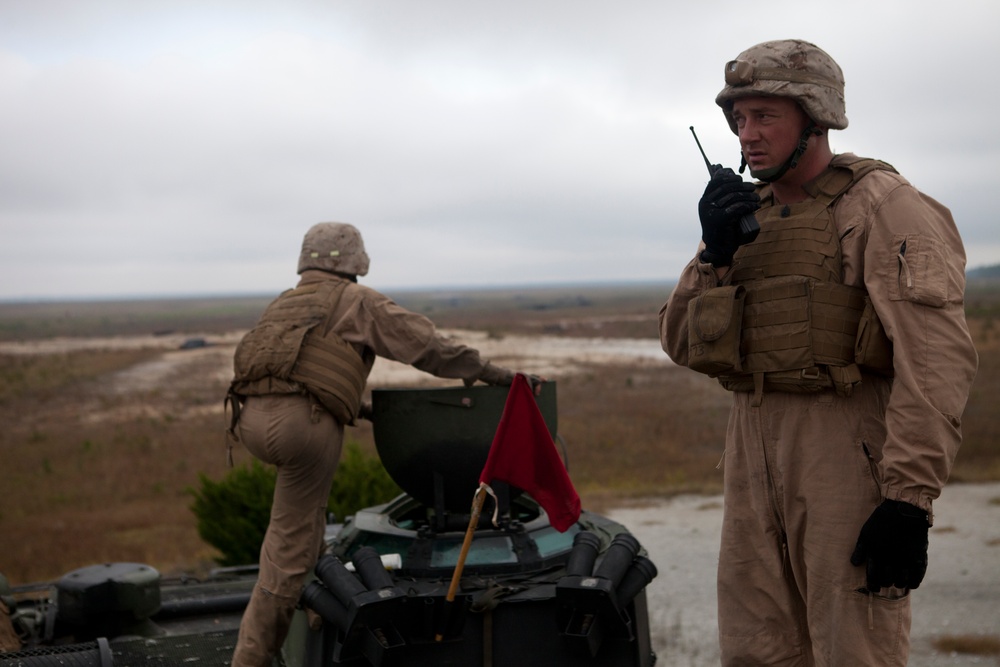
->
<box><xmin>660</xmin><ymin>153</ymin><xmax>978</xmax><ymax>514</ymax></box>
<box><xmin>231</xmin><ymin>270</ymin><xmax>499</xmax><ymax>416</ymax></box>
<box><xmin>297</xmin><ymin>270</ymin><xmax>496</xmax><ymax>382</ymax></box>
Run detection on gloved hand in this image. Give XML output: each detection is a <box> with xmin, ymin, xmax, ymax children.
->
<box><xmin>698</xmin><ymin>166</ymin><xmax>760</xmax><ymax>267</ymax></box>
<box><xmin>850</xmin><ymin>499</ymin><xmax>930</xmax><ymax>591</ymax></box>
<box><xmin>465</xmin><ymin>363</ymin><xmax>545</xmax><ymax>395</ymax></box>
<box><xmin>523</xmin><ymin>373</ymin><xmax>545</xmax><ymax>395</ymax></box>
<box><xmin>467</xmin><ymin>362</ymin><xmax>516</xmax><ymax>387</ymax></box>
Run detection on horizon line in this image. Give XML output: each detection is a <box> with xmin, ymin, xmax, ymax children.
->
<box><xmin>0</xmin><ymin>278</ymin><xmax>678</xmax><ymax>306</ymax></box>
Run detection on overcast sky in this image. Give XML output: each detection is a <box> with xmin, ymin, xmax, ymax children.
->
<box><xmin>2</xmin><ymin>1</ymin><xmax>998</xmax><ymax>301</ymax></box>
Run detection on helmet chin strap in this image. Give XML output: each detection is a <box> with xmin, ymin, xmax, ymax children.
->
<box><xmin>740</xmin><ymin>122</ymin><xmax>822</xmax><ymax>183</ymax></box>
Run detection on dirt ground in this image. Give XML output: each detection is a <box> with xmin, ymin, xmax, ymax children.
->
<box><xmin>0</xmin><ymin>328</ymin><xmax>671</xmax><ymax>417</ymax></box>
<box><xmin>608</xmin><ymin>483</ymin><xmax>1000</xmax><ymax>666</ymax></box>
<box><xmin>2</xmin><ymin>330</ymin><xmax>997</xmax><ymax>665</ymax></box>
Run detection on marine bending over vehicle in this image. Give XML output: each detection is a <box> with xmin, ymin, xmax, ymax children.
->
<box><xmin>225</xmin><ymin>222</ymin><xmax>536</xmax><ymax>667</ymax></box>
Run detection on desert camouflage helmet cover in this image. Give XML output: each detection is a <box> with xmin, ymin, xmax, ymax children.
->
<box><xmin>297</xmin><ymin>222</ymin><xmax>370</xmax><ymax>276</ymax></box>
<box><xmin>715</xmin><ymin>39</ymin><xmax>847</xmax><ymax>134</ymax></box>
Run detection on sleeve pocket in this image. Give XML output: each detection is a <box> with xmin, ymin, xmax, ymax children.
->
<box><xmin>887</xmin><ymin>233</ymin><xmax>949</xmax><ymax>307</ymax></box>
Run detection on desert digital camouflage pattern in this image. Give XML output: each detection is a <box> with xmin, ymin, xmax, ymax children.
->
<box><xmin>297</xmin><ymin>222</ymin><xmax>371</xmax><ymax>276</ymax></box>
<box><xmin>715</xmin><ymin>39</ymin><xmax>848</xmax><ymax>133</ymax></box>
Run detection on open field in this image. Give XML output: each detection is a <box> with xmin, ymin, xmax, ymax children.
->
<box><xmin>1</xmin><ymin>281</ymin><xmax>998</xmax><ymax>590</ymax></box>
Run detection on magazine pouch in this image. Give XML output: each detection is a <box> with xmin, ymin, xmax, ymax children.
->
<box><xmin>687</xmin><ymin>285</ymin><xmax>745</xmax><ymax>376</ymax></box>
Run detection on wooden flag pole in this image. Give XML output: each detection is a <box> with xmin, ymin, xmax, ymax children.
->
<box><xmin>435</xmin><ymin>482</ymin><xmax>489</xmax><ymax>642</ymax></box>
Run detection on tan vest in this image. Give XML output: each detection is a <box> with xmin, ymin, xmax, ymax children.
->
<box><xmin>229</xmin><ymin>278</ymin><xmax>368</xmax><ymax>424</ymax></box>
<box><xmin>688</xmin><ymin>156</ymin><xmax>895</xmax><ymax>401</ymax></box>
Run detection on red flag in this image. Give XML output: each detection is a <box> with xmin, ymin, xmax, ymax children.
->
<box><xmin>479</xmin><ymin>374</ymin><xmax>581</xmax><ymax>532</ymax></box>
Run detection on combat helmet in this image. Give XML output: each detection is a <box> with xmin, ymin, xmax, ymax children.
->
<box><xmin>297</xmin><ymin>222</ymin><xmax>370</xmax><ymax>276</ymax></box>
<box><xmin>715</xmin><ymin>39</ymin><xmax>847</xmax><ymax>134</ymax></box>
<box><xmin>715</xmin><ymin>39</ymin><xmax>846</xmax><ymax>182</ymax></box>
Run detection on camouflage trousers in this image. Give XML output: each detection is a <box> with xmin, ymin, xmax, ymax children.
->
<box><xmin>717</xmin><ymin>378</ymin><xmax>911</xmax><ymax>666</ymax></box>
<box><xmin>231</xmin><ymin>394</ymin><xmax>343</xmax><ymax>667</ymax></box>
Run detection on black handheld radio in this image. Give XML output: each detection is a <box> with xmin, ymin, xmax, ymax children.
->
<box><xmin>689</xmin><ymin>126</ymin><xmax>760</xmax><ymax>245</ymax></box>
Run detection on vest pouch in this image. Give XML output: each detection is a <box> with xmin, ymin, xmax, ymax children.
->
<box><xmin>828</xmin><ymin>363</ymin><xmax>863</xmax><ymax>398</ymax></box>
<box><xmin>290</xmin><ymin>329</ymin><xmax>367</xmax><ymax>424</ymax></box>
<box><xmin>230</xmin><ymin>278</ymin><xmax>368</xmax><ymax>425</ymax></box>
<box><xmin>234</xmin><ymin>320</ymin><xmax>318</xmax><ymax>382</ymax></box>
<box><xmin>687</xmin><ymin>285</ymin><xmax>746</xmax><ymax>376</ymax></box>
<box><xmin>854</xmin><ymin>296</ymin><xmax>894</xmax><ymax>376</ymax></box>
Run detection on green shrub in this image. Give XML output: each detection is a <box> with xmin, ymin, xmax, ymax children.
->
<box><xmin>327</xmin><ymin>442</ymin><xmax>403</xmax><ymax>523</ymax></box>
<box><xmin>190</xmin><ymin>460</ymin><xmax>276</xmax><ymax>567</ymax></box>
<box><xmin>189</xmin><ymin>441</ymin><xmax>402</xmax><ymax>567</ymax></box>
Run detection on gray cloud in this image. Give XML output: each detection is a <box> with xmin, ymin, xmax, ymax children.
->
<box><xmin>1</xmin><ymin>0</ymin><xmax>998</xmax><ymax>300</ymax></box>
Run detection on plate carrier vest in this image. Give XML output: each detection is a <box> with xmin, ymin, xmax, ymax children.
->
<box><xmin>688</xmin><ymin>155</ymin><xmax>895</xmax><ymax>403</ymax></box>
<box><xmin>228</xmin><ymin>278</ymin><xmax>369</xmax><ymax>426</ymax></box>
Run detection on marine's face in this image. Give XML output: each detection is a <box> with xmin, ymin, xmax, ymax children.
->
<box><xmin>730</xmin><ymin>96</ymin><xmax>811</xmax><ymax>177</ymax></box>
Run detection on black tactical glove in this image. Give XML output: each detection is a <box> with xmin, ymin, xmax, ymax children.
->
<box><xmin>850</xmin><ymin>499</ymin><xmax>930</xmax><ymax>591</ymax></box>
<box><xmin>698</xmin><ymin>166</ymin><xmax>760</xmax><ymax>267</ymax></box>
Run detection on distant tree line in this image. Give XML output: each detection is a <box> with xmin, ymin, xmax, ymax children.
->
<box><xmin>968</xmin><ymin>264</ymin><xmax>1000</xmax><ymax>281</ymax></box>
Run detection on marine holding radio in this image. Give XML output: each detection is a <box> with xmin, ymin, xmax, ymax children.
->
<box><xmin>659</xmin><ymin>39</ymin><xmax>978</xmax><ymax>665</ymax></box>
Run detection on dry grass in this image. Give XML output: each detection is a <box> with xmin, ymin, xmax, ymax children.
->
<box><xmin>953</xmin><ymin>312</ymin><xmax>1000</xmax><ymax>482</ymax></box>
<box><xmin>1</xmin><ymin>283</ymin><xmax>997</xmax><ymax>585</ymax></box>
<box><xmin>0</xmin><ymin>347</ymin><xmax>232</xmax><ymax>582</ymax></box>
<box><xmin>931</xmin><ymin>634</ymin><xmax>1000</xmax><ymax>656</ymax></box>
